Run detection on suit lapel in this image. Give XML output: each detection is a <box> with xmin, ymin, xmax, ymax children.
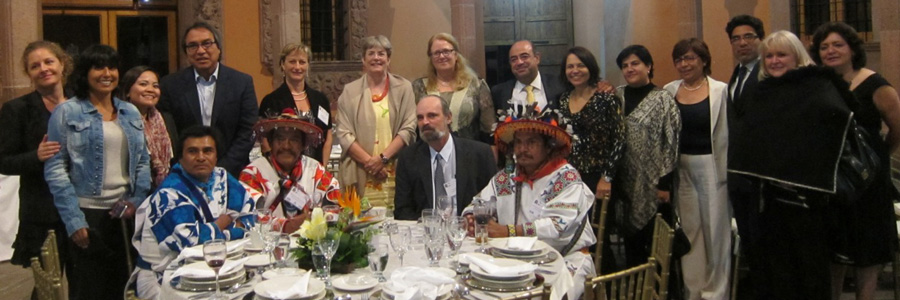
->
<box><xmin>211</xmin><ymin>65</ymin><xmax>227</xmax><ymax>125</ymax></box>
<box><xmin>418</xmin><ymin>143</ymin><xmax>434</xmax><ymax>208</ymax></box>
<box><xmin>182</xmin><ymin>69</ymin><xmax>203</xmax><ymax>123</ymax></box>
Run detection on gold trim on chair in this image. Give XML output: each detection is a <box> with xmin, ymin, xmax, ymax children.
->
<box><xmin>649</xmin><ymin>214</ymin><xmax>675</xmax><ymax>299</ymax></box>
<box><xmin>40</xmin><ymin>230</ymin><xmax>61</xmax><ymax>277</ymax></box>
<box><xmin>591</xmin><ymin>196</ymin><xmax>610</xmax><ymax>273</ymax></box>
<box><xmin>583</xmin><ymin>257</ymin><xmax>660</xmax><ymax>300</ymax></box>
<box><xmin>31</xmin><ymin>230</ymin><xmax>65</xmax><ymax>300</ymax></box>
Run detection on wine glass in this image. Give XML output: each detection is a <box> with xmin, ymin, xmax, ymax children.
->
<box><xmin>203</xmin><ymin>239</ymin><xmax>228</xmax><ymax>300</ymax></box>
<box><xmin>424</xmin><ymin>225</ymin><xmax>445</xmax><ymax>267</ymax></box>
<box><xmin>436</xmin><ymin>195</ymin><xmax>455</xmax><ymax>221</ymax></box>
<box><xmin>255</xmin><ymin>208</ymin><xmax>272</xmax><ymax>232</ymax></box>
<box><xmin>273</xmin><ymin>234</ymin><xmax>291</xmax><ymax>272</ymax></box>
<box><xmin>445</xmin><ymin>217</ymin><xmax>467</xmax><ymax>271</ymax></box>
<box><xmin>367</xmin><ymin>243</ymin><xmax>389</xmax><ymax>282</ymax></box>
<box><xmin>263</xmin><ymin>223</ymin><xmax>282</xmax><ymax>270</ymax></box>
<box><xmin>388</xmin><ymin>225</ymin><xmax>411</xmax><ymax>266</ymax></box>
<box><xmin>316</xmin><ymin>228</ymin><xmax>341</xmax><ymax>288</ymax></box>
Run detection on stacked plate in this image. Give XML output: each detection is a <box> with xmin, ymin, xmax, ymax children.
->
<box><xmin>175</xmin><ymin>261</ymin><xmax>247</xmax><ymax>291</ymax></box>
<box><xmin>380</xmin><ymin>268</ymin><xmax>455</xmax><ymax>300</ymax></box>
<box><xmin>489</xmin><ymin>239</ymin><xmax>557</xmax><ymax>264</ymax></box>
<box><xmin>254</xmin><ymin>276</ymin><xmax>326</xmax><ymax>300</ymax></box>
<box><xmin>184</xmin><ymin>242</ymin><xmax>245</xmax><ymax>263</ymax></box>
<box><xmin>467</xmin><ymin>257</ymin><xmax>536</xmax><ymax>291</ymax></box>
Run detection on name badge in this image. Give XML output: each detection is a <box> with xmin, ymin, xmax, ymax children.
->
<box><xmin>444</xmin><ymin>179</ymin><xmax>457</xmax><ymax>200</ymax></box>
<box><xmin>283</xmin><ymin>185</ymin><xmax>310</xmax><ymax>210</ymax></box>
<box><xmin>317</xmin><ymin>107</ymin><xmax>330</xmax><ymax>125</ymax></box>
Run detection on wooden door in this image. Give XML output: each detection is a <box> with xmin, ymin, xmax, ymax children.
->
<box><xmin>484</xmin><ymin>0</ymin><xmax>573</xmax><ymax>86</ymax></box>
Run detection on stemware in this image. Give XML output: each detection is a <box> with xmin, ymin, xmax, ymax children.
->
<box><xmin>316</xmin><ymin>228</ymin><xmax>341</xmax><ymax>288</ymax></box>
<box><xmin>473</xmin><ymin>202</ymin><xmax>491</xmax><ymax>252</ymax></box>
<box><xmin>387</xmin><ymin>225</ymin><xmax>411</xmax><ymax>266</ymax></box>
<box><xmin>273</xmin><ymin>234</ymin><xmax>291</xmax><ymax>271</ymax></box>
<box><xmin>424</xmin><ymin>225</ymin><xmax>445</xmax><ymax>267</ymax></box>
<box><xmin>255</xmin><ymin>208</ymin><xmax>272</xmax><ymax>232</ymax></box>
<box><xmin>310</xmin><ymin>246</ymin><xmax>328</xmax><ymax>280</ymax></box>
<box><xmin>203</xmin><ymin>239</ymin><xmax>228</xmax><ymax>300</ymax></box>
<box><xmin>436</xmin><ymin>196</ymin><xmax>454</xmax><ymax>221</ymax></box>
<box><xmin>367</xmin><ymin>243</ymin><xmax>389</xmax><ymax>282</ymax></box>
<box><xmin>445</xmin><ymin>217</ymin><xmax>467</xmax><ymax>271</ymax></box>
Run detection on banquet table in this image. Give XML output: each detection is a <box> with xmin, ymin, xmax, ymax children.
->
<box><xmin>160</xmin><ymin>220</ymin><xmax>572</xmax><ymax>300</ymax></box>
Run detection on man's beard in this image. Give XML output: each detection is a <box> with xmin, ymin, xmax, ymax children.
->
<box><xmin>420</xmin><ymin>127</ymin><xmax>447</xmax><ymax>142</ymax></box>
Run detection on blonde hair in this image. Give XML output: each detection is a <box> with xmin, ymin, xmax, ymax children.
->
<box><xmin>279</xmin><ymin>42</ymin><xmax>311</xmax><ymax>65</ymax></box>
<box><xmin>21</xmin><ymin>40</ymin><xmax>73</xmax><ymax>81</ymax></box>
<box><xmin>758</xmin><ymin>30</ymin><xmax>815</xmax><ymax>80</ymax></box>
<box><xmin>424</xmin><ymin>33</ymin><xmax>476</xmax><ymax>92</ymax></box>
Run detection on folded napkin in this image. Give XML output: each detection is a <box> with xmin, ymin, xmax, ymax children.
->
<box><xmin>180</xmin><ymin>239</ymin><xmax>250</xmax><ymax>259</ymax></box>
<box><xmin>387</xmin><ymin>267</ymin><xmax>455</xmax><ymax>300</ymax></box>
<box><xmin>467</xmin><ymin>255</ymin><xmax>537</xmax><ymax>277</ymax></box>
<box><xmin>267</xmin><ymin>272</ymin><xmax>311</xmax><ymax>299</ymax></box>
<box><xmin>171</xmin><ymin>257</ymin><xmax>249</xmax><ymax>278</ymax></box>
<box><xmin>506</xmin><ymin>237</ymin><xmax>537</xmax><ymax>250</ymax></box>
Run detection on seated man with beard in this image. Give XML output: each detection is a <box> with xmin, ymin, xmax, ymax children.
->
<box><xmin>394</xmin><ymin>95</ymin><xmax>496</xmax><ymax>220</ymax></box>
<box><xmin>240</xmin><ymin>109</ymin><xmax>341</xmax><ymax>233</ymax></box>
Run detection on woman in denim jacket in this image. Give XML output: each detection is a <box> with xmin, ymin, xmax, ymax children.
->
<box><xmin>44</xmin><ymin>45</ymin><xmax>150</xmax><ymax>299</ymax></box>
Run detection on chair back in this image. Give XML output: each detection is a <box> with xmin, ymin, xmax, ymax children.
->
<box><xmin>31</xmin><ymin>257</ymin><xmax>64</xmax><ymax>300</ymax></box>
<box><xmin>583</xmin><ymin>257</ymin><xmax>660</xmax><ymax>300</ymax></box>
<box><xmin>590</xmin><ymin>196</ymin><xmax>610</xmax><ymax>273</ymax></box>
<box><xmin>40</xmin><ymin>230</ymin><xmax>61</xmax><ymax>277</ymax></box>
<box><xmin>649</xmin><ymin>214</ymin><xmax>675</xmax><ymax>299</ymax></box>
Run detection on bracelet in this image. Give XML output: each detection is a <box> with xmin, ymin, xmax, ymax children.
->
<box><xmin>507</xmin><ymin>224</ymin><xmax>516</xmax><ymax>237</ymax></box>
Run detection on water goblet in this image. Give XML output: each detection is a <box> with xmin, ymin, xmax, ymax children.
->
<box><xmin>424</xmin><ymin>226</ymin><xmax>445</xmax><ymax>267</ymax></box>
<box><xmin>367</xmin><ymin>243</ymin><xmax>389</xmax><ymax>282</ymax></box>
<box><xmin>203</xmin><ymin>239</ymin><xmax>228</xmax><ymax>300</ymax></box>
<box><xmin>445</xmin><ymin>217</ymin><xmax>467</xmax><ymax>271</ymax></box>
<box><xmin>388</xmin><ymin>225</ymin><xmax>410</xmax><ymax>266</ymax></box>
<box><xmin>273</xmin><ymin>234</ymin><xmax>291</xmax><ymax>271</ymax></box>
<box><xmin>310</xmin><ymin>246</ymin><xmax>328</xmax><ymax>280</ymax></box>
<box><xmin>316</xmin><ymin>228</ymin><xmax>341</xmax><ymax>288</ymax></box>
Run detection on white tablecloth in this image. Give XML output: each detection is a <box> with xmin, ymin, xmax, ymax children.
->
<box><xmin>160</xmin><ymin>220</ymin><xmax>569</xmax><ymax>300</ymax></box>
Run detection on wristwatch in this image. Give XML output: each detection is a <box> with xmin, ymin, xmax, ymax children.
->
<box><xmin>380</xmin><ymin>153</ymin><xmax>389</xmax><ymax>165</ymax></box>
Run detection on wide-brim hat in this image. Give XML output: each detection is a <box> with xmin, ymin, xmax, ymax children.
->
<box><xmin>252</xmin><ymin>108</ymin><xmax>323</xmax><ymax>148</ymax></box>
<box><xmin>493</xmin><ymin>103</ymin><xmax>573</xmax><ymax>157</ymax></box>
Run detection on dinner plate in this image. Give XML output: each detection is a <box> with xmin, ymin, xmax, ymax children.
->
<box><xmin>170</xmin><ymin>272</ymin><xmax>250</xmax><ymax>292</ymax></box>
<box><xmin>244</xmin><ymin>254</ymin><xmax>272</xmax><ymax>268</ymax></box>
<box><xmin>254</xmin><ymin>276</ymin><xmax>325</xmax><ymax>300</ymax></box>
<box><xmin>465</xmin><ymin>273</ymin><xmax>545</xmax><ymax>293</ymax></box>
<box><xmin>468</xmin><ymin>257</ymin><xmax>532</xmax><ymax>281</ymax></box>
<box><xmin>255</xmin><ymin>288</ymin><xmax>326</xmax><ymax>300</ymax></box>
<box><xmin>177</xmin><ymin>261</ymin><xmax>245</xmax><ymax>280</ymax></box>
<box><xmin>488</xmin><ymin>238</ymin><xmax>547</xmax><ymax>256</ymax></box>
<box><xmin>470</xmin><ymin>272</ymin><xmax>535</xmax><ymax>288</ymax></box>
<box><xmin>332</xmin><ymin>274</ymin><xmax>378</xmax><ymax>291</ymax></box>
<box><xmin>381</xmin><ymin>283</ymin><xmax>452</xmax><ymax>300</ymax></box>
<box><xmin>491</xmin><ymin>248</ymin><xmax>559</xmax><ymax>264</ymax></box>
<box><xmin>262</xmin><ymin>268</ymin><xmax>306</xmax><ymax>280</ymax></box>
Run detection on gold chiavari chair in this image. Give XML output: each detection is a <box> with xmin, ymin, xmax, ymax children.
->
<box><xmin>649</xmin><ymin>214</ymin><xmax>674</xmax><ymax>299</ymax></box>
<box><xmin>499</xmin><ymin>282</ymin><xmax>553</xmax><ymax>300</ymax></box>
<box><xmin>583</xmin><ymin>257</ymin><xmax>661</xmax><ymax>300</ymax></box>
<box><xmin>31</xmin><ymin>230</ymin><xmax>64</xmax><ymax>300</ymax></box>
<box><xmin>591</xmin><ymin>196</ymin><xmax>610</xmax><ymax>273</ymax></box>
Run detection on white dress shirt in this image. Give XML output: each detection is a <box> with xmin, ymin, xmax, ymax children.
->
<box><xmin>512</xmin><ymin>72</ymin><xmax>548</xmax><ymax>110</ymax></box>
<box><xmin>429</xmin><ymin>134</ymin><xmax>456</xmax><ymax>208</ymax></box>
<box><xmin>195</xmin><ymin>65</ymin><xmax>220</xmax><ymax>126</ymax></box>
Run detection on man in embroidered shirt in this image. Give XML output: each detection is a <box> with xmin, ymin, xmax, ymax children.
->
<box><xmin>158</xmin><ymin>22</ymin><xmax>258</xmax><ymax>176</ymax></box>
<box><xmin>462</xmin><ymin>108</ymin><xmax>595</xmax><ymax>299</ymax></box>
<box><xmin>394</xmin><ymin>95</ymin><xmax>496</xmax><ymax>220</ymax></box>
<box><xmin>130</xmin><ymin>125</ymin><xmax>255</xmax><ymax>299</ymax></box>
<box><xmin>240</xmin><ymin>110</ymin><xmax>340</xmax><ymax>233</ymax></box>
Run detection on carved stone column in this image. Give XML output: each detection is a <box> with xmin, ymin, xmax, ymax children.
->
<box><xmin>0</xmin><ymin>0</ymin><xmax>42</xmax><ymax>103</ymax></box>
<box><xmin>677</xmin><ymin>0</ymin><xmax>703</xmax><ymax>39</ymax></box>
<box><xmin>451</xmin><ymin>0</ymin><xmax>486</xmax><ymax>77</ymax></box>
<box><xmin>347</xmin><ymin>0</ymin><xmax>369</xmax><ymax>61</ymax></box>
<box><xmin>177</xmin><ymin>0</ymin><xmax>224</xmax><ymax>68</ymax></box>
<box><xmin>259</xmin><ymin>0</ymin><xmax>303</xmax><ymax>89</ymax></box>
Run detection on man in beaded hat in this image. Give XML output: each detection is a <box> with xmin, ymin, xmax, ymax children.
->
<box><xmin>462</xmin><ymin>104</ymin><xmax>596</xmax><ymax>299</ymax></box>
<box><xmin>240</xmin><ymin>109</ymin><xmax>341</xmax><ymax>233</ymax></box>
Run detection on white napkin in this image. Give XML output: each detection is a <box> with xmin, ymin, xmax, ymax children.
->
<box><xmin>267</xmin><ymin>271</ymin><xmax>311</xmax><ymax>299</ymax></box>
<box><xmin>387</xmin><ymin>267</ymin><xmax>455</xmax><ymax>300</ymax></box>
<box><xmin>171</xmin><ymin>257</ymin><xmax>249</xmax><ymax>278</ymax></box>
<box><xmin>179</xmin><ymin>239</ymin><xmax>250</xmax><ymax>259</ymax></box>
<box><xmin>506</xmin><ymin>237</ymin><xmax>537</xmax><ymax>250</ymax></box>
<box><xmin>467</xmin><ymin>255</ymin><xmax>537</xmax><ymax>277</ymax></box>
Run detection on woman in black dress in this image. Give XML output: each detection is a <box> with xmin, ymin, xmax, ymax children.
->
<box><xmin>810</xmin><ymin>22</ymin><xmax>900</xmax><ymax>300</ymax></box>
<box><xmin>0</xmin><ymin>41</ymin><xmax>74</xmax><ymax>285</ymax></box>
<box><xmin>259</xmin><ymin>43</ymin><xmax>333</xmax><ymax>163</ymax></box>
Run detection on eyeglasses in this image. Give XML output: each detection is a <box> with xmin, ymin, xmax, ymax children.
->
<box><xmin>185</xmin><ymin>40</ymin><xmax>216</xmax><ymax>53</ymax></box>
<box><xmin>730</xmin><ymin>33</ymin><xmax>759</xmax><ymax>44</ymax></box>
<box><xmin>674</xmin><ymin>55</ymin><xmax>699</xmax><ymax>64</ymax></box>
<box><xmin>430</xmin><ymin>49</ymin><xmax>455</xmax><ymax>58</ymax></box>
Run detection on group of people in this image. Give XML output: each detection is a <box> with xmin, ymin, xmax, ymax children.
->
<box><xmin>1</xmin><ymin>14</ymin><xmax>899</xmax><ymax>300</ymax></box>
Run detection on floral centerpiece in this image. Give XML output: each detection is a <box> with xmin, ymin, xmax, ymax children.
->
<box><xmin>290</xmin><ymin>187</ymin><xmax>380</xmax><ymax>273</ymax></box>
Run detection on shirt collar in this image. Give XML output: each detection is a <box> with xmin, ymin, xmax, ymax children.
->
<box><xmin>741</xmin><ymin>58</ymin><xmax>759</xmax><ymax>72</ymax></box>
<box><xmin>514</xmin><ymin>72</ymin><xmax>545</xmax><ymax>93</ymax></box>
<box><xmin>194</xmin><ymin>64</ymin><xmax>220</xmax><ymax>83</ymax></box>
<box><xmin>429</xmin><ymin>134</ymin><xmax>455</xmax><ymax>163</ymax></box>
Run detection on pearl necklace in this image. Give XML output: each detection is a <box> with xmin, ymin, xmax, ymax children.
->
<box><xmin>681</xmin><ymin>78</ymin><xmax>706</xmax><ymax>91</ymax></box>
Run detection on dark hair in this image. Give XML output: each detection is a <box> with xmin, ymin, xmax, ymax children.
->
<box><xmin>672</xmin><ymin>38</ymin><xmax>712</xmax><ymax>75</ymax></box>
<box><xmin>21</xmin><ymin>40</ymin><xmax>73</xmax><ymax>80</ymax></box>
<box><xmin>559</xmin><ymin>46</ymin><xmax>601</xmax><ymax>90</ymax></box>
<box><xmin>726</xmin><ymin>15</ymin><xmax>765</xmax><ymax>39</ymax></box>
<box><xmin>810</xmin><ymin>22</ymin><xmax>866</xmax><ymax>70</ymax></box>
<box><xmin>419</xmin><ymin>94</ymin><xmax>452</xmax><ymax>117</ymax></box>
<box><xmin>616</xmin><ymin>45</ymin><xmax>654</xmax><ymax>79</ymax></box>
<box><xmin>118</xmin><ymin>65</ymin><xmax>158</xmax><ymax>101</ymax></box>
<box><xmin>182</xmin><ymin>22</ymin><xmax>223</xmax><ymax>57</ymax></box>
<box><xmin>174</xmin><ymin>125</ymin><xmax>224</xmax><ymax>162</ymax></box>
<box><xmin>71</xmin><ymin>44</ymin><xmax>120</xmax><ymax>100</ymax></box>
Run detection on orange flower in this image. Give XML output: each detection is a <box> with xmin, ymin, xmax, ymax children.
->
<box><xmin>339</xmin><ymin>186</ymin><xmax>362</xmax><ymax>218</ymax></box>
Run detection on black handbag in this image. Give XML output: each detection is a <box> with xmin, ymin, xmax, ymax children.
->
<box><xmin>835</xmin><ymin>119</ymin><xmax>881</xmax><ymax>204</ymax></box>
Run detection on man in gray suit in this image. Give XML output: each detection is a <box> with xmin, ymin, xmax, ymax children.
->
<box><xmin>394</xmin><ymin>95</ymin><xmax>496</xmax><ymax>220</ymax></box>
<box><xmin>158</xmin><ymin>22</ymin><xmax>258</xmax><ymax>176</ymax></box>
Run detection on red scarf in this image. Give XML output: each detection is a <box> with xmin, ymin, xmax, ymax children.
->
<box><xmin>512</xmin><ymin>157</ymin><xmax>568</xmax><ymax>188</ymax></box>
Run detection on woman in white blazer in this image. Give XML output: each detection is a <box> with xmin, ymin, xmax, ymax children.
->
<box><xmin>662</xmin><ymin>38</ymin><xmax>731</xmax><ymax>300</ymax></box>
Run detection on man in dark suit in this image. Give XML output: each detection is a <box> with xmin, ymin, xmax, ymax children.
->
<box><xmin>394</xmin><ymin>95</ymin><xmax>497</xmax><ymax>220</ymax></box>
<box><xmin>491</xmin><ymin>40</ymin><xmax>566</xmax><ymax>114</ymax></box>
<box><xmin>158</xmin><ymin>22</ymin><xmax>258</xmax><ymax>176</ymax></box>
<box><xmin>725</xmin><ymin>14</ymin><xmax>765</xmax><ymax>298</ymax></box>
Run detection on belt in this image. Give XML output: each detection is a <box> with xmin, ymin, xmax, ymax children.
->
<box><xmin>135</xmin><ymin>256</ymin><xmax>152</xmax><ymax>270</ymax></box>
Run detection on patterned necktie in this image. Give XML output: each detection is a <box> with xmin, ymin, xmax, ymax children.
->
<box><xmin>525</xmin><ymin>85</ymin><xmax>535</xmax><ymax>105</ymax></box>
<box><xmin>434</xmin><ymin>154</ymin><xmax>447</xmax><ymax>200</ymax></box>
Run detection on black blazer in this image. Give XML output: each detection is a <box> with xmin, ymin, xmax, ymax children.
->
<box><xmin>393</xmin><ymin>136</ymin><xmax>497</xmax><ymax>220</ymax></box>
<box><xmin>491</xmin><ymin>72</ymin><xmax>566</xmax><ymax>113</ymax></box>
<box><xmin>158</xmin><ymin>64</ymin><xmax>259</xmax><ymax>175</ymax></box>
<box><xmin>727</xmin><ymin>62</ymin><xmax>760</xmax><ymax>117</ymax></box>
<box><xmin>727</xmin><ymin>62</ymin><xmax>761</xmax><ymax>194</ymax></box>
